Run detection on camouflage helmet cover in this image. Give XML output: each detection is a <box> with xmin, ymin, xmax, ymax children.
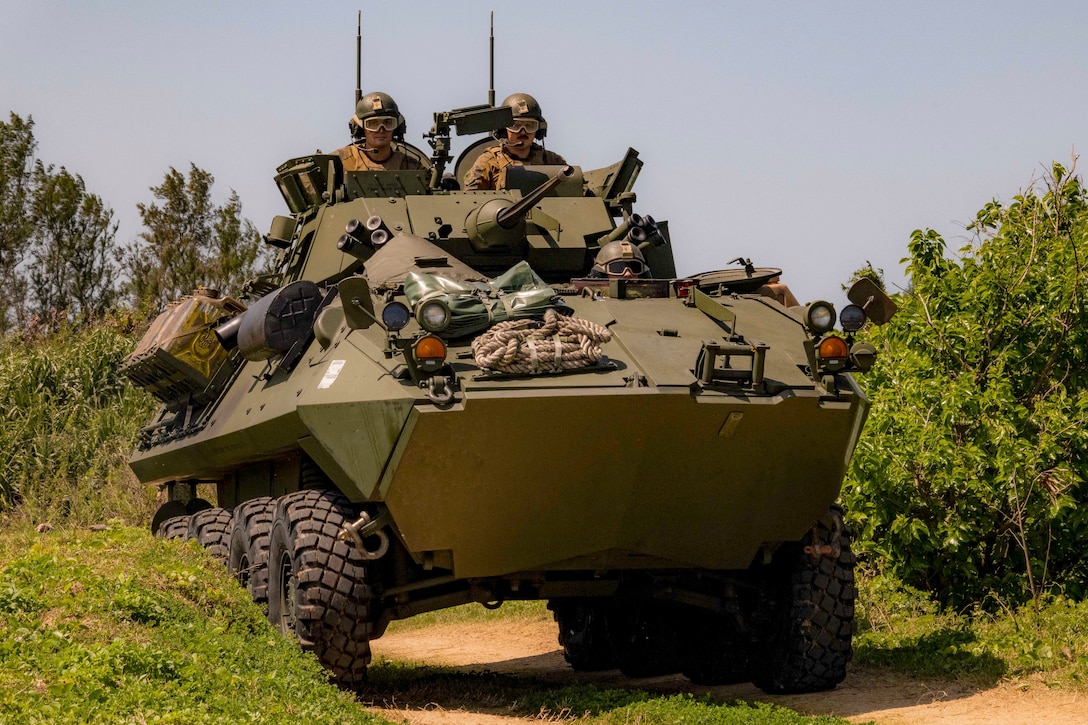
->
<box><xmin>350</xmin><ymin>91</ymin><xmax>406</xmax><ymax>141</ymax></box>
<box><xmin>500</xmin><ymin>92</ymin><xmax>547</xmax><ymax>139</ymax></box>
<box><xmin>592</xmin><ymin>239</ymin><xmax>649</xmax><ymax>278</ymax></box>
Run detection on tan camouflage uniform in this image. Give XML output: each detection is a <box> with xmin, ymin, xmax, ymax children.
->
<box><xmin>463</xmin><ymin>144</ymin><xmax>567</xmax><ymax>190</ymax></box>
<box><xmin>336</xmin><ymin>144</ymin><xmax>430</xmax><ymax>172</ymax></box>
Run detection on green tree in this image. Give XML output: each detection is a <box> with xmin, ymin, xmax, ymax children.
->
<box><xmin>0</xmin><ymin>113</ymin><xmax>37</xmax><ymax>331</ymax></box>
<box><xmin>844</xmin><ymin>162</ymin><xmax>1088</xmax><ymax>609</ymax></box>
<box><xmin>125</xmin><ymin>163</ymin><xmax>266</xmax><ymax>312</ymax></box>
<box><xmin>27</xmin><ymin>162</ymin><xmax>119</xmax><ymax>325</ymax></box>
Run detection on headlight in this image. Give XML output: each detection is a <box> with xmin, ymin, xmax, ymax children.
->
<box><xmin>380</xmin><ymin>301</ymin><xmax>412</xmax><ymax>331</ymax></box>
<box><xmin>850</xmin><ymin>341</ymin><xmax>878</xmax><ymax>371</ymax></box>
<box><xmin>839</xmin><ymin>304</ymin><xmax>867</xmax><ymax>332</ymax></box>
<box><xmin>413</xmin><ymin>334</ymin><xmax>447</xmax><ymax>373</ymax></box>
<box><xmin>805</xmin><ymin>301</ymin><xmax>836</xmax><ymax>334</ymax></box>
<box><xmin>417</xmin><ymin>299</ymin><xmax>451</xmax><ymax>333</ymax></box>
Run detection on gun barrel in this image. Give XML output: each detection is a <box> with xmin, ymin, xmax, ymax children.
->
<box><xmin>495</xmin><ymin>165</ymin><xmax>574</xmax><ymax>229</ymax></box>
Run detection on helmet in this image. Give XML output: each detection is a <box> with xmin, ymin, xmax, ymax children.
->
<box><xmin>349</xmin><ymin>91</ymin><xmax>406</xmax><ymax>142</ymax></box>
<box><xmin>499</xmin><ymin>92</ymin><xmax>547</xmax><ymax>139</ymax></box>
<box><xmin>591</xmin><ymin>240</ymin><xmax>650</xmax><ymax>278</ymax></box>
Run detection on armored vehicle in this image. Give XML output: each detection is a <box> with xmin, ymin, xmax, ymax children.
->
<box><xmin>125</xmin><ymin>98</ymin><xmax>895</xmax><ymax>693</ymax></box>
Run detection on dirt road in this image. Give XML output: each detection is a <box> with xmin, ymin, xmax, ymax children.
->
<box><xmin>365</xmin><ymin>616</ymin><xmax>1087</xmax><ymax>725</ymax></box>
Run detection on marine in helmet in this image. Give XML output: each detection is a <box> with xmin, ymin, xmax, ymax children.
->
<box><xmin>463</xmin><ymin>93</ymin><xmax>566</xmax><ymax>190</ymax></box>
<box><xmin>336</xmin><ymin>91</ymin><xmax>430</xmax><ymax>172</ymax></box>
<box><xmin>588</xmin><ymin>240</ymin><xmax>650</xmax><ymax>279</ymax></box>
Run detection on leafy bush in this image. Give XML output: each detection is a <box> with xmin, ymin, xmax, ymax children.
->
<box><xmin>854</xmin><ymin>567</ymin><xmax>1088</xmax><ymax>687</ymax></box>
<box><xmin>844</xmin><ymin>162</ymin><xmax>1088</xmax><ymax>609</ymax></box>
<box><xmin>0</xmin><ymin>317</ymin><xmax>158</xmax><ymax>524</ymax></box>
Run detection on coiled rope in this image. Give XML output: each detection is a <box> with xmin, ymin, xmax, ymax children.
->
<box><xmin>472</xmin><ymin>309</ymin><xmax>613</xmax><ymax>374</ymax></box>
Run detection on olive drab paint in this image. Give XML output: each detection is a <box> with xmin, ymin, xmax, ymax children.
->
<box><xmin>128</xmin><ymin>81</ymin><xmax>895</xmax><ymax>693</ymax></box>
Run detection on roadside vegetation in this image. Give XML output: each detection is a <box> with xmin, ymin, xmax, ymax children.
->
<box><xmin>2</xmin><ymin>106</ymin><xmax>1087</xmax><ymax>720</ymax></box>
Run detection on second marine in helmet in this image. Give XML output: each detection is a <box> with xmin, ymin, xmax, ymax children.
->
<box><xmin>336</xmin><ymin>91</ymin><xmax>429</xmax><ymax>172</ymax></box>
<box><xmin>462</xmin><ymin>92</ymin><xmax>566</xmax><ymax>190</ymax></box>
<box><xmin>589</xmin><ymin>240</ymin><xmax>650</xmax><ymax>278</ymax></box>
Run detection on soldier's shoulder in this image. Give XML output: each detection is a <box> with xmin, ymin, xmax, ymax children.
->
<box><xmin>473</xmin><ymin>146</ymin><xmax>506</xmax><ymax>164</ymax></box>
<box><xmin>542</xmin><ymin>148</ymin><xmax>567</xmax><ymax>165</ymax></box>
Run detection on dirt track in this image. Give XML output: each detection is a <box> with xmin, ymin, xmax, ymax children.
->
<box><xmin>365</xmin><ymin>616</ymin><xmax>1087</xmax><ymax>725</ymax></box>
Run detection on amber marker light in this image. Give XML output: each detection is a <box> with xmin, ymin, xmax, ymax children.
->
<box><xmin>413</xmin><ymin>335</ymin><xmax>447</xmax><ymax>373</ymax></box>
<box><xmin>818</xmin><ymin>335</ymin><xmax>849</xmax><ymax>360</ymax></box>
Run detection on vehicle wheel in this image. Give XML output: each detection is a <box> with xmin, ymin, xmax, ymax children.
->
<box><xmin>680</xmin><ymin>610</ymin><xmax>749</xmax><ymax>685</ymax></box>
<box><xmin>608</xmin><ymin>601</ymin><xmax>682</xmax><ymax>678</ymax></box>
<box><xmin>150</xmin><ymin>501</ymin><xmax>187</xmax><ymax>535</ymax></box>
<box><xmin>228</xmin><ymin>497</ymin><xmax>276</xmax><ymax>606</ymax></box>
<box><xmin>186</xmin><ymin>507</ymin><xmax>233</xmax><ymax>564</ymax></box>
<box><xmin>550</xmin><ymin>600</ymin><xmax>616</xmax><ymax>671</ymax></box>
<box><xmin>751</xmin><ymin>506</ymin><xmax>856</xmax><ymax>694</ymax></box>
<box><xmin>185</xmin><ymin>497</ymin><xmax>214</xmax><ymax>515</ymax></box>
<box><xmin>267</xmin><ymin>489</ymin><xmax>372</xmax><ymax>686</ymax></box>
<box><xmin>155</xmin><ymin>515</ymin><xmax>189</xmax><ymax>540</ymax></box>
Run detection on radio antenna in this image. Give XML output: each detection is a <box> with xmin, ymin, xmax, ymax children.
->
<box><xmin>355</xmin><ymin>11</ymin><xmax>362</xmax><ymax>104</ymax></box>
<box><xmin>488</xmin><ymin>12</ymin><xmax>495</xmax><ymax>106</ymax></box>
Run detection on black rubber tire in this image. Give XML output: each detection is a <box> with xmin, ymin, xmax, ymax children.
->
<box><xmin>550</xmin><ymin>600</ymin><xmax>616</xmax><ymax>671</ymax></box>
<box><xmin>228</xmin><ymin>497</ymin><xmax>276</xmax><ymax>606</ymax></box>
<box><xmin>751</xmin><ymin>506</ymin><xmax>856</xmax><ymax>694</ymax></box>
<box><xmin>155</xmin><ymin>515</ymin><xmax>189</xmax><ymax>540</ymax></box>
<box><xmin>267</xmin><ymin>489</ymin><xmax>372</xmax><ymax>687</ymax></box>
<box><xmin>608</xmin><ymin>601</ymin><xmax>683</xmax><ymax>679</ymax></box>
<box><xmin>186</xmin><ymin>507</ymin><xmax>233</xmax><ymax>564</ymax></box>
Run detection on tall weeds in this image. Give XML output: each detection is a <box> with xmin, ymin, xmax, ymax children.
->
<box><xmin>0</xmin><ymin>318</ymin><xmax>158</xmax><ymax>526</ymax></box>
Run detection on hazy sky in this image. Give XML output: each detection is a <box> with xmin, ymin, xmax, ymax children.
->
<box><xmin>4</xmin><ymin>1</ymin><xmax>1087</xmax><ymax>304</ymax></box>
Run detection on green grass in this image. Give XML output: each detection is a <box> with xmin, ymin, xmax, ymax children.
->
<box><xmin>0</xmin><ymin>522</ymin><xmax>390</xmax><ymax>725</ymax></box>
<box><xmin>383</xmin><ymin>598</ymin><xmax>551</xmax><ymax>633</ymax></box>
<box><xmin>363</xmin><ymin>662</ymin><xmax>860</xmax><ymax>724</ymax></box>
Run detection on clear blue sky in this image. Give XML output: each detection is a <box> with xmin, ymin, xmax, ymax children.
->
<box><xmin>4</xmin><ymin>1</ymin><xmax>1087</xmax><ymax>305</ymax></box>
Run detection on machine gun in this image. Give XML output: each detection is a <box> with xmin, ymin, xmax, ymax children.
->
<box><xmin>424</xmin><ymin>104</ymin><xmax>514</xmax><ymax>188</ymax></box>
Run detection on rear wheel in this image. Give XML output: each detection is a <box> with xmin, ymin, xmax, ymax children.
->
<box><xmin>155</xmin><ymin>515</ymin><xmax>189</xmax><ymax>540</ymax></box>
<box><xmin>267</xmin><ymin>489</ymin><xmax>372</xmax><ymax>686</ymax></box>
<box><xmin>186</xmin><ymin>507</ymin><xmax>233</xmax><ymax>564</ymax></box>
<box><xmin>752</xmin><ymin>506</ymin><xmax>856</xmax><ymax>694</ymax></box>
<box><xmin>228</xmin><ymin>497</ymin><xmax>276</xmax><ymax>606</ymax></box>
<box><xmin>609</xmin><ymin>601</ymin><xmax>683</xmax><ymax>678</ymax></box>
<box><xmin>550</xmin><ymin>600</ymin><xmax>616</xmax><ymax>671</ymax></box>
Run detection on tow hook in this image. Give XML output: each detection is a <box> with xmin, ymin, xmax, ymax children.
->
<box><xmin>424</xmin><ymin>375</ymin><xmax>455</xmax><ymax>406</ymax></box>
<box><xmin>339</xmin><ymin>508</ymin><xmax>393</xmax><ymax>560</ymax></box>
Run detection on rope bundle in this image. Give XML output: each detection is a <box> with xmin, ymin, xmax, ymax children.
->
<box><xmin>471</xmin><ymin>309</ymin><xmax>613</xmax><ymax>374</ymax></box>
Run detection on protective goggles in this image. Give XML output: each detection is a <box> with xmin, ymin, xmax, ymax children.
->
<box><xmin>363</xmin><ymin>115</ymin><xmax>398</xmax><ymax>132</ymax></box>
<box><xmin>606</xmin><ymin>259</ymin><xmax>646</xmax><ymax>276</ymax></box>
<box><xmin>507</xmin><ymin>118</ymin><xmax>540</xmax><ymax>134</ymax></box>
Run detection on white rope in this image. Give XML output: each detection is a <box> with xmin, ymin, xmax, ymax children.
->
<box><xmin>471</xmin><ymin>309</ymin><xmax>613</xmax><ymax>374</ymax></box>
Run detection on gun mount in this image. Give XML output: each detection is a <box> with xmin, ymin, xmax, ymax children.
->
<box><xmin>465</xmin><ymin>165</ymin><xmax>574</xmax><ymax>253</ymax></box>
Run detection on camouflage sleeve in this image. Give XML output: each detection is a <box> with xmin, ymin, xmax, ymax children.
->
<box><xmin>463</xmin><ymin>153</ymin><xmax>496</xmax><ymax>190</ymax></box>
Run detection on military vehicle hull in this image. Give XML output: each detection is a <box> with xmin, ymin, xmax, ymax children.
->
<box><xmin>132</xmin><ymin>293</ymin><xmax>866</xmax><ymax>580</ymax></box>
<box><xmin>129</xmin><ymin>129</ymin><xmax>892</xmax><ymax>692</ymax></box>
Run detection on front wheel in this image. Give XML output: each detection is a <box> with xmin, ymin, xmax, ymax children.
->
<box><xmin>751</xmin><ymin>506</ymin><xmax>856</xmax><ymax>694</ymax></box>
<box><xmin>267</xmin><ymin>489</ymin><xmax>373</xmax><ymax>686</ymax></box>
